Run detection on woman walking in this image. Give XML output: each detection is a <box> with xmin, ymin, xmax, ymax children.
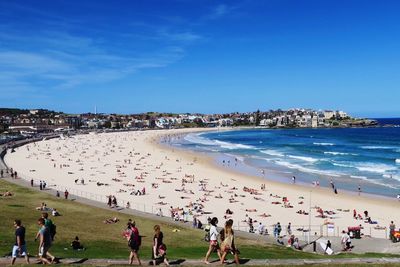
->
<box><xmin>126</xmin><ymin>221</ymin><xmax>141</xmax><ymax>265</ymax></box>
<box><xmin>152</xmin><ymin>225</ymin><xmax>169</xmax><ymax>266</ymax></box>
<box><xmin>220</xmin><ymin>219</ymin><xmax>240</xmax><ymax>264</ymax></box>
<box><xmin>204</xmin><ymin>217</ymin><xmax>221</xmax><ymax>264</ymax></box>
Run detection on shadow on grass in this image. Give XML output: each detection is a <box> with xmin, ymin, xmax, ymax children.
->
<box><xmin>170</xmin><ymin>259</ymin><xmax>185</xmax><ymax>265</ymax></box>
<box><xmin>70</xmin><ymin>258</ymin><xmax>89</xmax><ymax>264</ymax></box>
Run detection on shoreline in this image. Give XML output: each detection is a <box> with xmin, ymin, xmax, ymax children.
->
<box><xmin>157</xmin><ymin>130</ymin><xmax>399</xmax><ymax>204</ymax></box>
<box><xmin>170</xmin><ymin>128</ymin><xmax>400</xmax><ymax>199</ymax></box>
<box><xmin>3</xmin><ymin>128</ymin><xmax>400</xmax><ymax>240</ymax></box>
<box><xmin>163</xmin><ymin>129</ymin><xmax>399</xmax><ymax>203</ymax></box>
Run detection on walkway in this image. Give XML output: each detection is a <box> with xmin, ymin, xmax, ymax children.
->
<box><xmin>1</xmin><ymin>256</ymin><xmax>400</xmax><ymax>266</ymax></box>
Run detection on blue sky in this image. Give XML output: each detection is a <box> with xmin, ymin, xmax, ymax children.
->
<box><xmin>0</xmin><ymin>0</ymin><xmax>399</xmax><ymax>117</ymax></box>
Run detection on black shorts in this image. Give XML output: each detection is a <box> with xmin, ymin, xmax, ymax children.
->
<box><xmin>129</xmin><ymin>244</ymin><xmax>139</xmax><ymax>252</ymax></box>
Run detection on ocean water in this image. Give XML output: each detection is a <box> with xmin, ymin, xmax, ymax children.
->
<box><xmin>168</xmin><ymin>119</ymin><xmax>400</xmax><ymax>198</ymax></box>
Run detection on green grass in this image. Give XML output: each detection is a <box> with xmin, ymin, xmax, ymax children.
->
<box><xmin>0</xmin><ymin>179</ymin><xmax>397</xmax><ymax>261</ymax></box>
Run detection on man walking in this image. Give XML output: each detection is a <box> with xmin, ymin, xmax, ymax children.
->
<box><xmin>11</xmin><ymin>219</ymin><xmax>29</xmax><ymax>265</ymax></box>
<box><xmin>36</xmin><ymin>212</ymin><xmax>56</xmax><ymax>241</ymax></box>
<box><xmin>37</xmin><ymin>218</ymin><xmax>55</xmax><ymax>264</ymax></box>
<box><xmin>390</xmin><ymin>221</ymin><xmax>396</xmax><ymax>241</ymax></box>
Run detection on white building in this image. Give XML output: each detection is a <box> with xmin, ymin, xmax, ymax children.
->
<box><xmin>324</xmin><ymin>110</ymin><xmax>335</xmax><ymax>120</ymax></box>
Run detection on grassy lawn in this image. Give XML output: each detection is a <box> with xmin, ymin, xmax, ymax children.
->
<box><xmin>0</xmin><ymin>179</ymin><xmax>397</xmax><ymax>262</ymax></box>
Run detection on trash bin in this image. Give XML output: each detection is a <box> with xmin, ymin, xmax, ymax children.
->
<box><xmin>348</xmin><ymin>226</ymin><xmax>361</xmax><ymax>239</ymax></box>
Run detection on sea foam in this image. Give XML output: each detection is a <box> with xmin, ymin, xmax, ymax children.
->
<box><xmin>324</xmin><ymin>151</ymin><xmax>352</xmax><ymax>156</ymax></box>
<box><xmin>287</xmin><ymin>155</ymin><xmax>318</xmax><ymax>163</ymax></box>
<box><xmin>361</xmin><ymin>146</ymin><xmax>397</xmax><ymax>150</ymax></box>
<box><xmin>355</xmin><ymin>163</ymin><xmax>397</xmax><ymax>175</ymax></box>
<box><xmin>260</xmin><ymin>150</ymin><xmax>284</xmax><ymax>157</ymax></box>
<box><xmin>313</xmin><ymin>142</ymin><xmax>334</xmax><ymax>146</ymax></box>
<box><xmin>184</xmin><ymin>133</ymin><xmax>256</xmax><ymax>150</ymax></box>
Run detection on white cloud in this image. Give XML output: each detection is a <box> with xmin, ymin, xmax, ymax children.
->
<box><xmin>0</xmin><ymin>30</ymin><xmax>187</xmax><ymax>93</ymax></box>
<box><xmin>0</xmin><ymin>51</ymin><xmax>72</xmax><ymax>73</ymax></box>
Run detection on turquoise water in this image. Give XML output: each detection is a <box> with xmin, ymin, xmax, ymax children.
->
<box><xmin>169</xmin><ymin>120</ymin><xmax>400</xmax><ymax>198</ymax></box>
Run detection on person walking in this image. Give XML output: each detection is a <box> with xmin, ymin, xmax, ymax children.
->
<box><xmin>40</xmin><ymin>212</ymin><xmax>56</xmax><ymax>241</ymax></box>
<box><xmin>152</xmin><ymin>225</ymin><xmax>169</xmax><ymax>266</ymax></box>
<box><xmin>37</xmin><ymin>218</ymin><xmax>55</xmax><ymax>264</ymax></box>
<box><xmin>1</xmin><ymin>169</ymin><xmax>4</xmax><ymax>178</ymax></box>
<box><xmin>30</xmin><ymin>179</ymin><xmax>34</xmax><ymax>187</ymax></box>
<box><xmin>341</xmin><ymin>230</ymin><xmax>351</xmax><ymax>251</ymax></box>
<box><xmin>112</xmin><ymin>196</ymin><xmax>117</xmax><ymax>208</ymax></box>
<box><xmin>64</xmin><ymin>190</ymin><xmax>69</xmax><ymax>200</ymax></box>
<box><xmin>287</xmin><ymin>222</ymin><xmax>292</xmax><ymax>235</ymax></box>
<box><xmin>390</xmin><ymin>221</ymin><xmax>396</xmax><ymax>241</ymax></box>
<box><xmin>126</xmin><ymin>221</ymin><xmax>141</xmax><ymax>265</ymax></box>
<box><xmin>11</xmin><ymin>219</ymin><xmax>30</xmax><ymax>265</ymax></box>
<box><xmin>277</xmin><ymin>222</ymin><xmax>282</xmax><ymax>237</ymax></box>
<box><xmin>204</xmin><ymin>217</ymin><xmax>221</xmax><ymax>264</ymax></box>
<box><xmin>107</xmin><ymin>195</ymin><xmax>112</xmax><ymax>208</ymax></box>
<box><xmin>220</xmin><ymin>219</ymin><xmax>240</xmax><ymax>265</ymax></box>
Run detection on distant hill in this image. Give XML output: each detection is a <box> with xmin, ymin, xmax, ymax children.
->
<box><xmin>0</xmin><ymin>108</ymin><xmax>29</xmax><ymax>116</ymax></box>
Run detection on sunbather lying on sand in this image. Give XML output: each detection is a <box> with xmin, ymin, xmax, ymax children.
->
<box><xmin>246</xmin><ymin>208</ymin><xmax>257</xmax><ymax>212</ymax></box>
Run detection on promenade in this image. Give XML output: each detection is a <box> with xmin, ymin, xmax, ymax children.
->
<box><xmin>1</xmin><ymin>256</ymin><xmax>400</xmax><ymax>266</ymax></box>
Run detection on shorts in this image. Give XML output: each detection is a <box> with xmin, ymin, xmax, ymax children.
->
<box><xmin>210</xmin><ymin>240</ymin><xmax>218</xmax><ymax>247</ymax></box>
<box><xmin>12</xmin><ymin>245</ymin><xmax>27</xmax><ymax>257</ymax></box>
<box><xmin>129</xmin><ymin>244</ymin><xmax>139</xmax><ymax>252</ymax></box>
<box><xmin>39</xmin><ymin>245</ymin><xmax>51</xmax><ymax>257</ymax></box>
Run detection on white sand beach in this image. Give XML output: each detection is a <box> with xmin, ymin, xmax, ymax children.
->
<box><xmin>4</xmin><ymin>129</ymin><xmax>400</xmax><ymax>239</ymax></box>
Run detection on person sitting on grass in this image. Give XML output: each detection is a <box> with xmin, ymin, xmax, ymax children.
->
<box><xmin>1</xmin><ymin>190</ymin><xmax>13</xmax><ymax>197</ymax></box>
<box><xmin>52</xmin><ymin>209</ymin><xmax>60</xmax><ymax>217</ymax></box>
<box><xmin>35</xmin><ymin>202</ymin><xmax>48</xmax><ymax>211</ymax></box>
<box><xmin>71</xmin><ymin>236</ymin><xmax>85</xmax><ymax>250</ymax></box>
<box><xmin>103</xmin><ymin>217</ymin><xmax>119</xmax><ymax>224</ymax></box>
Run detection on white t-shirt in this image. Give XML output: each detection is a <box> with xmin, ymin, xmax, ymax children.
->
<box><xmin>341</xmin><ymin>233</ymin><xmax>350</xmax><ymax>244</ymax></box>
<box><xmin>210</xmin><ymin>225</ymin><xmax>218</xmax><ymax>241</ymax></box>
<box><xmin>257</xmin><ymin>224</ymin><xmax>264</xmax><ymax>234</ymax></box>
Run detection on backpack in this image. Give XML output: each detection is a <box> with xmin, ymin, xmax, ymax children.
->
<box><xmin>128</xmin><ymin>228</ymin><xmax>141</xmax><ymax>247</ymax></box>
<box><xmin>50</xmin><ymin>224</ymin><xmax>56</xmax><ymax>239</ymax></box>
<box><xmin>46</xmin><ymin>219</ymin><xmax>56</xmax><ymax>240</ymax></box>
<box><xmin>204</xmin><ymin>225</ymin><xmax>211</xmax><ymax>242</ymax></box>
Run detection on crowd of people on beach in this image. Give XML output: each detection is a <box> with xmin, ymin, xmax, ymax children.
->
<box><xmin>4</xmin><ymin>131</ymin><xmax>400</xmax><ymax>265</ymax></box>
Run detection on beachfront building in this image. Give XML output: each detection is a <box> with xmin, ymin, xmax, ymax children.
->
<box><xmin>218</xmin><ymin>118</ymin><xmax>233</xmax><ymax>127</ymax></box>
<box><xmin>336</xmin><ymin>111</ymin><xmax>348</xmax><ymax>119</ymax></box>
<box><xmin>8</xmin><ymin>123</ymin><xmax>71</xmax><ymax>134</ymax></box>
<box><xmin>312</xmin><ymin>116</ymin><xmax>318</xmax><ymax>128</ymax></box>
<box><xmin>324</xmin><ymin>110</ymin><xmax>335</xmax><ymax>120</ymax></box>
